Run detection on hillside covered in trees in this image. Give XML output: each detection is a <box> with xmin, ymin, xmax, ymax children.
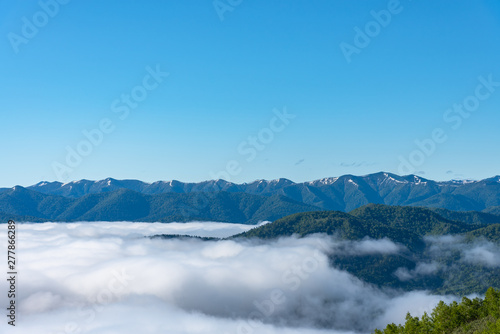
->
<box><xmin>374</xmin><ymin>288</ymin><xmax>500</xmax><ymax>334</ymax></box>
<box><xmin>235</xmin><ymin>204</ymin><xmax>500</xmax><ymax>295</ymax></box>
<box><xmin>0</xmin><ymin>187</ymin><xmax>320</xmax><ymax>224</ymax></box>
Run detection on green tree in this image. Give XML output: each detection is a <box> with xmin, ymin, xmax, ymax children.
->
<box><xmin>484</xmin><ymin>287</ymin><xmax>500</xmax><ymax>318</ymax></box>
<box><xmin>374</xmin><ymin>288</ymin><xmax>500</xmax><ymax>334</ymax></box>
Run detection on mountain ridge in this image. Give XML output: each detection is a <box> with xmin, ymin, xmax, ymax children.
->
<box><xmin>5</xmin><ymin>172</ymin><xmax>500</xmax><ymax>213</ymax></box>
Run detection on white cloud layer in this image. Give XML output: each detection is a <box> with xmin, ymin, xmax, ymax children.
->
<box><xmin>0</xmin><ymin>222</ymin><xmax>458</xmax><ymax>334</ymax></box>
<box><xmin>329</xmin><ymin>237</ymin><xmax>405</xmax><ymax>256</ymax></box>
<box><xmin>463</xmin><ymin>243</ymin><xmax>500</xmax><ymax>268</ymax></box>
<box><xmin>394</xmin><ymin>262</ymin><xmax>441</xmax><ymax>281</ymax></box>
<box><xmin>425</xmin><ymin>235</ymin><xmax>500</xmax><ymax>268</ymax></box>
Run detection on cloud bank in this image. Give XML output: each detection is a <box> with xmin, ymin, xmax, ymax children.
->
<box><xmin>425</xmin><ymin>235</ymin><xmax>500</xmax><ymax>268</ymax></box>
<box><xmin>0</xmin><ymin>222</ymin><xmax>460</xmax><ymax>334</ymax></box>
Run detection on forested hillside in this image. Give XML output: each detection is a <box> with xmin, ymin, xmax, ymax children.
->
<box><xmin>374</xmin><ymin>288</ymin><xmax>500</xmax><ymax>334</ymax></box>
<box><xmin>235</xmin><ymin>205</ymin><xmax>500</xmax><ymax>295</ymax></box>
<box><xmin>0</xmin><ymin>187</ymin><xmax>320</xmax><ymax>223</ymax></box>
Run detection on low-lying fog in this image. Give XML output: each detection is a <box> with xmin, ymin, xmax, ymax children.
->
<box><xmin>1</xmin><ymin>222</ymin><xmax>467</xmax><ymax>334</ymax></box>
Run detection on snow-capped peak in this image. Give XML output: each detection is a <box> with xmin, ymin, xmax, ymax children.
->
<box><xmin>408</xmin><ymin>175</ymin><xmax>426</xmax><ymax>185</ymax></box>
<box><xmin>347</xmin><ymin>179</ymin><xmax>358</xmax><ymax>187</ymax></box>
<box><xmin>449</xmin><ymin>179</ymin><xmax>476</xmax><ymax>185</ymax></box>
<box><xmin>309</xmin><ymin>177</ymin><xmax>338</xmax><ymax>186</ymax></box>
<box><xmin>380</xmin><ymin>173</ymin><xmax>407</xmax><ymax>184</ymax></box>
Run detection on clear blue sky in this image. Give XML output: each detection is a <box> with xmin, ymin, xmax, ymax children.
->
<box><xmin>1</xmin><ymin>0</ymin><xmax>499</xmax><ymax>187</ymax></box>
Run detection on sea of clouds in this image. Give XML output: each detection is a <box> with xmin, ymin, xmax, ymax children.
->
<box><xmin>2</xmin><ymin>221</ymin><xmax>493</xmax><ymax>334</ymax></box>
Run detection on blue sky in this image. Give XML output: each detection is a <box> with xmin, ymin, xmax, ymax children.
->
<box><xmin>1</xmin><ymin>0</ymin><xmax>499</xmax><ymax>187</ymax></box>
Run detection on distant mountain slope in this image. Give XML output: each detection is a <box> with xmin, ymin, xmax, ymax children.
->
<box><xmin>467</xmin><ymin>224</ymin><xmax>500</xmax><ymax>243</ymax></box>
<box><xmin>0</xmin><ymin>211</ymin><xmax>47</xmax><ymax>223</ymax></box>
<box><xmin>0</xmin><ymin>187</ymin><xmax>321</xmax><ymax>223</ymax></box>
<box><xmin>429</xmin><ymin>207</ymin><xmax>500</xmax><ymax>226</ymax></box>
<box><xmin>349</xmin><ymin>204</ymin><xmax>478</xmax><ymax>236</ymax></box>
<box><xmin>237</xmin><ymin>204</ymin><xmax>487</xmax><ymax>241</ymax></box>
<box><xmin>0</xmin><ymin>186</ymin><xmax>72</xmax><ymax>219</ymax></box>
<box><xmin>484</xmin><ymin>206</ymin><xmax>500</xmax><ymax>216</ymax></box>
<box><xmin>19</xmin><ymin>173</ymin><xmax>500</xmax><ymax>212</ymax></box>
<box><xmin>235</xmin><ymin>209</ymin><xmax>425</xmax><ymax>252</ymax></box>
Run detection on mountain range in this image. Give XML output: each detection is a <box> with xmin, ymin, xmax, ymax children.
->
<box><xmin>0</xmin><ymin>187</ymin><xmax>319</xmax><ymax>223</ymax></box>
<box><xmin>2</xmin><ymin>172</ymin><xmax>500</xmax><ymax>222</ymax></box>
